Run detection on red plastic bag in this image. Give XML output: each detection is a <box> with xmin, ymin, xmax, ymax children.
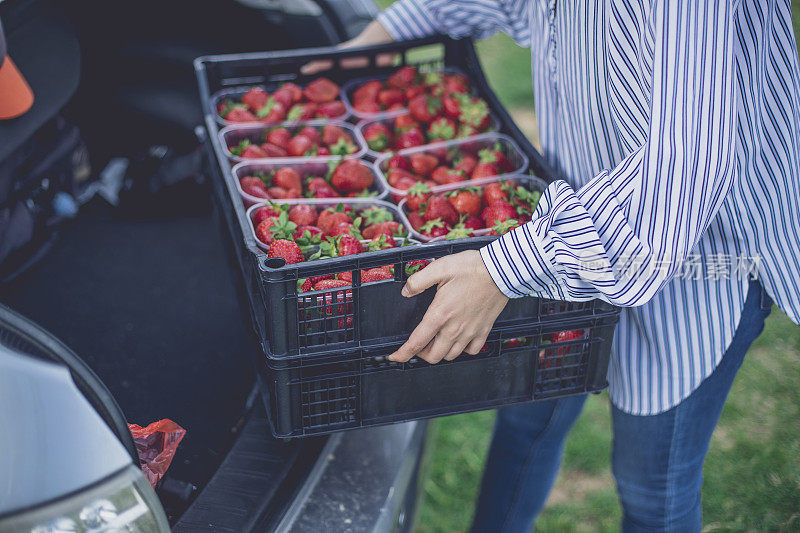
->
<box><xmin>128</xmin><ymin>419</ymin><xmax>186</xmax><ymax>488</ymax></box>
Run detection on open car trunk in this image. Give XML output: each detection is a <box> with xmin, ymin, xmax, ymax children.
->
<box><xmin>0</xmin><ymin>191</ymin><xmax>327</xmax><ymax>524</ymax></box>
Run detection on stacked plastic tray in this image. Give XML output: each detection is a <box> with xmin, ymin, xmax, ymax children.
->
<box><xmin>195</xmin><ymin>36</ymin><xmax>620</xmax><ymax>437</ymax></box>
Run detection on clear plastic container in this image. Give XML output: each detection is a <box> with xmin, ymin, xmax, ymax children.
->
<box><xmin>353</xmin><ymin>110</ymin><xmax>501</xmax><ymax>159</ymax></box>
<box><xmin>219</xmin><ymin>120</ymin><xmax>366</xmax><ymax>163</ymax></box>
<box><xmin>210</xmin><ymin>83</ymin><xmax>349</xmax><ymax>127</ymax></box>
<box><xmin>372</xmin><ymin>132</ymin><xmax>530</xmax><ymax>200</ymax></box>
<box><xmin>232</xmin><ymin>157</ymin><xmax>388</xmax><ymax>207</ymax></box>
<box><xmin>396</xmin><ymin>174</ymin><xmax>548</xmax><ymax>242</ymax></box>
<box><xmin>341</xmin><ymin>65</ymin><xmax>478</xmax><ymax>121</ymax></box>
<box><xmin>245</xmin><ymin>198</ymin><xmax>416</xmax><ymax>253</ymax></box>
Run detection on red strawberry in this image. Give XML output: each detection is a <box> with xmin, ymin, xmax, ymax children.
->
<box><xmin>404</xmin><ymin>85</ymin><xmax>425</xmax><ymax>101</ymax></box>
<box><xmin>478</xmin><ymin>146</ymin><xmax>514</xmax><ymax>173</ymax></box>
<box><xmin>278</xmin><ymin>82</ymin><xmax>303</xmax><ymax>104</ymax></box>
<box><xmin>459</xmin><ymin>98</ymin><xmax>490</xmax><ymax>130</ymax></box>
<box><xmin>488</xmin><ymin>218</ymin><xmax>521</xmax><ymax>235</ymax></box>
<box><xmin>406</xmin><ymin>182</ymin><xmax>432</xmax><ymax>211</ymax></box>
<box><xmin>387</xmin><ymin>154</ymin><xmax>411</xmax><ymax>171</ymax></box>
<box><xmin>386</xmin><ymin>168</ymin><xmax>417</xmax><ymax>187</ymax></box>
<box><xmin>287</xmin><ymin>135</ymin><xmax>314</xmax><ymax>157</ymax></box>
<box><xmin>294</xmin><ymin>225</ymin><xmax>325</xmax><ymax>243</ymax></box>
<box><xmin>267</xmin><ymin>239</ymin><xmax>304</xmax><ymax>264</ymax></box>
<box><xmin>444</xmin><ymin>73</ymin><xmax>470</xmax><ymax>93</ymax></box>
<box><xmin>338</xmin><ymin>234</ymin><xmax>364</xmax><ymax>256</ymax></box>
<box><xmin>287</xmin><ymin>103</ymin><xmax>318</xmax><ymax>122</ymax></box>
<box><xmin>288</xmin><ymin>204</ymin><xmax>317</xmax><ymax>226</ymax></box>
<box><xmin>361</xmin><ymin>267</ymin><xmax>393</xmax><ymax>282</ymax></box>
<box><xmin>424</xmin><ymin>196</ymin><xmax>459</xmax><ymax>225</ymax></box>
<box><xmin>314</xmin><ymin>278</ymin><xmax>351</xmax><ymax>291</ymax></box>
<box><xmin>396</xmin><ymin>128</ymin><xmax>426</xmax><ymax>150</ymax></box>
<box><xmin>445</xmin><ymin>224</ymin><xmax>474</xmax><ymax>240</ymax></box>
<box><xmin>407</xmin><ymin>211</ymin><xmax>425</xmax><ymax>231</ymax></box>
<box><xmin>242</xmin><ymin>87</ymin><xmax>269</xmax><ymax>112</ymax></box>
<box><xmin>368</xmin><ymin>234</ymin><xmax>398</xmax><ymax>250</ymax></box>
<box><xmin>239</xmin><ymin>143</ymin><xmax>267</xmax><ymax>159</ymax></box>
<box><xmin>322</xmin><ymin>124</ymin><xmax>350</xmax><ymax>146</ymax></box>
<box><xmin>299</xmin><ymin>126</ymin><xmax>321</xmax><ymax>145</ymax></box>
<box><xmin>362</xmin><ymin>221</ymin><xmax>403</xmax><ymax>240</ymax></box>
<box><xmin>387</xmin><ymin>65</ymin><xmax>418</xmax><ymax>89</ymax></box>
<box><xmin>471</xmin><ymin>161</ymin><xmax>498</xmax><ymax>180</ymax></box>
<box><xmin>378</xmin><ymin>88</ymin><xmax>404</xmax><ymax>108</ymax></box>
<box><xmin>271</xmin><ymin>89</ymin><xmax>293</xmax><ymax>109</ymax></box>
<box><xmin>256</xmin><ymin>212</ymin><xmax>297</xmax><ymax>245</ymax></box>
<box><xmin>442</xmin><ymin>92</ymin><xmax>467</xmax><ymax>119</ymax></box>
<box><xmin>256</xmin><ymin>98</ymin><xmax>286</xmax><ymax>124</ymax></box>
<box><xmin>454</xmin><ymin>154</ymin><xmax>478</xmax><ymax>175</ymax></box>
<box><xmin>224</xmin><ymin>105</ymin><xmax>258</xmax><ymax>123</ymax></box>
<box><xmin>408</xmin><ymin>94</ymin><xmax>442</xmax><ymax>122</ymax></box>
<box><xmin>552</xmin><ymin>329</ymin><xmax>585</xmax><ymax>358</ymax></box>
<box><xmin>306</xmin><ymin>177</ymin><xmax>339</xmax><ymax>198</ymax></box>
<box><xmin>252</xmin><ymin>204</ymin><xmax>283</xmax><ymax>226</ymax></box>
<box><xmin>240</xmin><ymin>176</ymin><xmax>267</xmax><ymax>192</ymax></box>
<box><xmin>391</xmin><ymin>177</ymin><xmax>419</xmax><ymax>205</ymax></box>
<box><xmin>317</xmin><ymin>207</ymin><xmax>352</xmax><ymax>234</ymax></box>
<box><xmin>405</xmin><ymin>259</ymin><xmax>430</xmax><ymax>274</ymax></box>
<box><xmin>331</xmin><ymin>160</ymin><xmax>374</xmax><ymax>192</ymax></box>
<box><xmin>463</xmin><ymin>214</ymin><xmax>485</xmax><ymax>231</ymax></box>
<box><xmin>303</xmin><ymin>77</ymin><xmax>339</xmax><ymax>103</ymax></box>
<box><xmin>482</xmin><ymin>182</ymin><xmax>509</xmax><ymax>205</ymax></box>
<box><xmin>316</xmin><ymin>100</ymin><xmax>346</xmax><ymax>119</ymax></box>
<box><xmin>354</xmin><ymin>100</ymin><xmax>381</xmax><ymax>114</ymax></box>
<box><xmin>426</xmin><ymin>116</ymin><xmax>457</xmax><ymax>142</ymax></box>
<box><xmin>353</xmin><ymin>80</ymin><xmax>382</xmax><ymax>104</ymax></box>
<box><xmin>431</xmin><ymin>166</ymin><xmax>466</xmax><ymax>185</ymax></box>
<box><xmin>410</xmin><ymin>153</ymin><xmax>439</xmax><ymax>177</ymax></box>
<box><xmin>266</xmin><ymin>127</ymin><xmax>291</xmax><ymax>149</ymax></box>
<box><xmin>363</xmin><ymin>122</ymin><xmax>392</xmax><ymax>152</ymax></box>
<box><xmin>261</xmin><ymin>143</ymin><xmax>288</xmax><ymax>158</ymax></box>
<box><xmin>394</xmin><ymin>114</ymin><xmax>420</xmax><ymax>133</ymax></box>
<box><xmin>299</xmin><ymin>278</ymin><xmax>314</xmax><ymax>293</ymax></box>
<box><xmin>420</xmin><ymin>218</ymin><xmax>449</xmax><ymax>239</ymax></box>
<box><xmin>447</xmin><ymin>187</ymin><xmax>482</xmax><ymax>216</ymax></box>
<box><xmin>243</xmin><ymin>185</ymin><xmax>270</xmax><ymax>199</ymax></box>
<box><xmin>482</xmin><ymin>200</ymin><xmax>517</xmax><ymax>226</ymax></box>
<box><xmin>329</xmin><ymin>222</ymin><xmax>355</xmax><ymax>237</ymax></box>
<box><xmin>273</xmin><ymin>167</ymin><xmax>302</xmax><ymax>191</ymax></box>
<box><xmin>318</xmin><ymin>147</ymin><xmax>331</xmax><ymax>156</ymax></box>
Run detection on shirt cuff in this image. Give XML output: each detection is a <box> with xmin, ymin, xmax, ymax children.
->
<box><xmin>376</xmin><ymin>0</ymin><xmax>441</xmax><ymax>41</ymax></box>
<box><xmin>479</xmin><ymin>223</ymin><xmax>565</xmax><ymax>300</ymax></box>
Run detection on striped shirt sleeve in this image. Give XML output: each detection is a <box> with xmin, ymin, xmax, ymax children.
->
<box><xmin>377</xmin><ymin>0</ymin><xmax>532</xmax><ymax>45</ymax></box>
<box><xmin>481</xmin><ymin>0</ymin><xmax>739</xmax><ymax>307</ymax></box>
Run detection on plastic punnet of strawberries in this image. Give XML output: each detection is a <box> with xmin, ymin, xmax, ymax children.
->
<box><xmin>217</xmin><ymin>78</ymin><xmax>347</xmax><ymax>124</ymax></box>
<box><xmin>229</xmin><ymin>123</ymin><xmax>359</xmax><ymax>159</ymax></box>
<box><xmin>239</xmin><ymin>159</ymin><xmax>378</xmax><ymax>201</ymax></box>
<box><xmin>404</xmin><ymin>179</ymin><xmax>541</xmax><ymax>240</ymax></box>
<box><xmin>355</xmin><ymin>67</ymin><xmax>493</xmax><ymax>151</ymax></box>
<box><xmin>384</xmin><ymin>142</ymin><xmax>518</xmax><ymax>200</ymax></box>
<box><xmin>252</xmin><ymin>201</ymin><xmax>428</xmax><ymax>290</ymax></box>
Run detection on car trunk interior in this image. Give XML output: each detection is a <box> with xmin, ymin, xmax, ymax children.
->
<box><xmin>0</xmin><ymin>0</ymin><xmax>349</xmax><ymax>521</ymax></box>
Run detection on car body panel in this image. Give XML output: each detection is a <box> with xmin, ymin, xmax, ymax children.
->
<box><xmin>0</xmin><ymin>346</ymin><xmax>131</xmax><ymax>516</ymax></box>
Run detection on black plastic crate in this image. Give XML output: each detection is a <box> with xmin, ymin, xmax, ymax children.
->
<box><xmin>261</xmin><ymin>313</ymin><xmax>618</xmax><ymax>437</ymax></box>
<box><xmin>195</xmin><ymin>36</ymin><xmax>621</xmax><ymax>436</ymax></box>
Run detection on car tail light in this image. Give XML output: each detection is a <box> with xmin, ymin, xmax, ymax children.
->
<box><xmin>0</xmin><ymin>466</ymin><xmax>169</xmax><ymax>532</ymax></box>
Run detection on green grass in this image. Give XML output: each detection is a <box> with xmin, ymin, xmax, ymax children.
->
<box><xmin>414</xmin><ymin>311</ymin><xmax>800</xmax><ymax>533</ymax></box>
<box><xmin>372</xmin><ymin>2</ymin><xmax>800</xmax><ymax>531</ymax></box>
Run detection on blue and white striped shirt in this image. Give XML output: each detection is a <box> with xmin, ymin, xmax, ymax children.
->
<box><xmin>379</xmin><ymin>0</ymin><xmax>800</xmax><ymax>415</ymax></box>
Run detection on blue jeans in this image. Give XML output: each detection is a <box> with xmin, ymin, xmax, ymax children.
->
<box><xmin>472</xmin><ymin>280</ymin><xmax>773</xmax><ymax>532</ymax></box>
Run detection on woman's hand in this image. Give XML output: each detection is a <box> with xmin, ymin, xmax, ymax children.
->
<box><xmin>389</xmin><ymin>250</ymin><xmax>509</xmax><ymax>364</ymax></box>
<box><xmin>301</xmin><ymin>20</ymin><xmax>395</xmax><ymax>75</ymax></box>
